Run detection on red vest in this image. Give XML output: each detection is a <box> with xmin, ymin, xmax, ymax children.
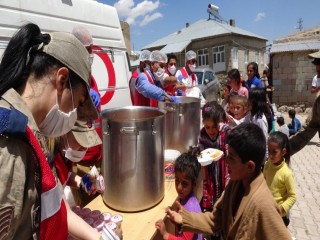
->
<box><xmin>54</xmin><ymin>150</ymin><xmax>72</xmax><ymax>186</ymax></box>
<box><xmin>25</xmin><ymin>126</ymin><xmax>68</xmax><ymax>240</ymax></box>
<box><xmin>163</xmin><ymin>69</ymin><xmax>175</xmax><ymax>96</ymax></box>
<box><xmin>179</xmin><ymin>67</ymin><xmax>197</xmax><ymax>86</ymax></box>
<box><xmin>129</xmin><ymin>70</ymin><xmax>139</xmax><ymax>104</ymax></box>
<box><xmin>134</xmin><ymin>71</ymin><xmax>158</xmax><ymax>107</ymax></box>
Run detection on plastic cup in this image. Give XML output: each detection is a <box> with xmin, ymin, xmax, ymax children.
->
<box><xmin>93</xmin><ymin>218</ymin><xmax>105</xmax><ymax>232</ymax></box>
<box><xmin>99</xmin><ymin>212</ymin><xmax>112</xmax><ymax>223</ymax></box>
<box><xmin>110</xmin><ymin>214</ymin><xmax>123</xmax><ymax>227</ymax></box>
<box><xmin>79</xmin><ymin>208</ymin><xmax>91</xmax><ymax>218</ymax></box>
<box><xmin>105</xmin><ymin>221</ymin><xmax>117</xmax><ymax>231</ymax></box>
<box><xmin>89</xmin><ymin>210</ymin><xmax>101</xmax><ymax>220</ymax></box>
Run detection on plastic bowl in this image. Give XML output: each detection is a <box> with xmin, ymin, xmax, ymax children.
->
<box><xmin>197</xmin><ymin>148</ymin><xmax>223</xmax><ymax>166</ymax></box>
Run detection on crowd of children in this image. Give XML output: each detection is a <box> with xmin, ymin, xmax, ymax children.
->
<box><xmin>155</xmin><ymin>63</ymin><xmax>298</xmax><ymax>239</ymax></box>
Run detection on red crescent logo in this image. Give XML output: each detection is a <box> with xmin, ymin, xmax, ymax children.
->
<box><xmin>92</xmin><ymin>45</ymin><xmax>116</xmax><ymax>105</ymax></box>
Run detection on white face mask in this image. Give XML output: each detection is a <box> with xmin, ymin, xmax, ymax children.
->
<box><xmin>39</xmin><ymin>79</ymin><xmax>77</xmax><ymax>137</ymax></box>
<box><xmin>154</xmin><ymin>67</ymin><xmax>165</xmax><ymax>81</ymax></box>
<box><xmin>64</xmin><ymin>148</ymin><xmax>87</xmax><ymax>162</ymax></box>
<box><xmin>189</xmin><ymin>64</ymin><xmax>196</xmax><ymax>72</ymax></box>
<box><xmin>144</xmin><ymin>64</ymin><xmax>150</xmax><ymax>71</ymax></box>
<box><xmin>168</xmin><ymin>66</ymin><xmax>176</xmax><ymax>75</ymax></box>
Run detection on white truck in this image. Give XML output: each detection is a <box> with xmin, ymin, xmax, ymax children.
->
<box><xmin>0</xmin><ymin>0</ymin><xmax>132</xmax><ymax>110</ymax></box>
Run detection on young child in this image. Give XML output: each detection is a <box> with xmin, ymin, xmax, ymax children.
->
<box><xmin>198</xmin><ymin>101</ymin><xmax>231</xmax><ymax>213</ymax></box>
<box><xmin>155</xmin><ymin>152</ymin><xmax>202</xmax><ymax>240</ymax></box>
<box><xmin>221</xmin><ymin>82</ymin><xmax>231</xmax><ymax>111</ymax></box>
<box><xmin>226</xmin><ymin>91</ymin><xmax>238</xmax><ymax>118</ymax></box>
<box><xmin>288</xmin><ymin>109</ymin><xmax>301</xmax><ymax>136</ymax></box>
<box><xmin>276</xmin><ymin>116</ymin><xmax>289</xmax><ymax>137</ymax></box>
<box><xmin>246</xmin><ymin>62</ymin><xmax>263</xmax><ymax>90</ymax></box>
<box><xmin>248</xmin><ymin>88</ymin><xmax>269</xmax><ymax>161</ymax></box>
<box><xmin>263</xmin><ymin>132</ymin><xmax>297</xmax><ymax>227</ymax></box>
<box><xmin>165</xmin><ymin>123</ymin><xmax>292</xmax><ymax>239</ymax></box>
<box><xmin>228</xmin><ymin>68</ymin><xmax>249</xmax><ymax>98</ymax></box>
<box><xmin>226</xmin><ymin>94</ymin><xmax>249</xmax><ymax>127</ymax></box>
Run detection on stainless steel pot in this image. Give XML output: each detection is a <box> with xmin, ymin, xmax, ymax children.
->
<box><xmin>101</xmin><ymin>106</ymin><xmax>165</xmax><ymax>212</ymax></box>
<box><xmin>158</xmin><ymin>97</ymin><xmax>201</xmax><ymax>153</ymax></box>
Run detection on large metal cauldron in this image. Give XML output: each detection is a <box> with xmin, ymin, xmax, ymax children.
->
<box><xmin>158</xmin><ymin>97</ymin><xmax>201</xmax><ymax>153</ymax></box>
<box><xmin>101</xmin><ymin>106</ymin><xmax>165</xmax><ymax>212</ymax></box>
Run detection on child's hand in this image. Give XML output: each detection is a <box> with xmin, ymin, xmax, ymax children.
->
<box><xmin>155</xmin><ymin>219</ymin><xmax>168</xmax><ymax>239</ymax></box>
<box><xmin>165</xmin><ymin>201</ymin><xmax>183</xmax><ymax>224</ymax></box>
<box><xmin>278</xmin><ymin>205</ymin><xmax>286</xmax><ymax>217</ymax></box>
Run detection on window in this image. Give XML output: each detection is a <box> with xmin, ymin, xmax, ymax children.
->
<box><xmin>212</xmin><ymin>45</ymin><xmax>225</xmax><ymax>64</ymax></box>
<box><xmin>245</xmin><ymin>50</ymin><xmax>249</xmax><ymax>63</ymax></box>
<box><xmin>197</xmin><ymin>49</ymin><xmax>209</xmax><ymax>66</ymax></box>
<box><xmin>232</xmin><ymin>47</ymin><xmax>238</xmax><ymax>61</ymax></box>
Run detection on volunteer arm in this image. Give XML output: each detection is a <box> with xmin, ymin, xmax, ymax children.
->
<box><xmin>136</xmin><ymin>74</ymin><xmax>167</xmax><ymax>101</ymax></box>
<box><xmin>64</xmin><ymin>197</ymin><xmax>101</xmax><ymax>240</ymax></box>
<box><xmin>166</xmin><ymin>199</ymin><xmax>222</xmax><ymax>236</ymax></box>
<box><xmin>290</xmin><ymin>95</ymin><xmax>320</xmax><ymax>155</ymax></box>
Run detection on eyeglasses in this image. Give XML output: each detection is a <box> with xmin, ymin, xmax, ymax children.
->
<box><xmin>191</xmin><ymin>59</ymin><xmax>197</xmax><ymax>64</ymax></box>
<box><xmin>168</xmin><ymin>62</ymin><xmax>176</xmax><ymax>66</ymax></box>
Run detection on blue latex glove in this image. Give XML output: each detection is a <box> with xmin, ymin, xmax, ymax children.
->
<box><xmin>90</xmin><ymin>89</ymin><xmax>101</xmax><ymax>108</ymax></box>
<box><xmin>177</xmin><ymin>75</ymin><xmax>184</xmax><ymax>82</ymax></box>
<box><xmin>169</xmin><ymin>96</ymin><xmax>181</xmax><ymax>103</ymax></box>
<box><xmin>176</xmin><ymin>89</ymin><xmax>183</xmax><ymax>96</ymax></box>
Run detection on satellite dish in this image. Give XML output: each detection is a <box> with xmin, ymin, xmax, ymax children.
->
<box><xmin>207</xmin><ymin>3</ymin><xmax>226</xmax><ymax>23</ymax></box>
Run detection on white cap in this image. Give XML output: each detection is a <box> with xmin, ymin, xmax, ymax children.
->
<box><xmin>149</xmin><ymin>50</ymin><xmax>168</xmax><ymax>63</ymax></box>
<box><xmin>71</xmin><ymin>25</ymin><xmax>93</xmax><ymax>46</ymax></box>
<box><xmin>186</xmin><ymin>50</ymin><xmax>196</xmax><ymax>61</ymax></box>
<box><xmin>139</xmin><ymin>50</ymin><xmax>151</xmax><ymax>61</ymax></box>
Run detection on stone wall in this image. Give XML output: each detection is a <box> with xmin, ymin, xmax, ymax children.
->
<box><xmin>271</xmin><ymin>51</ymin><xmax>317</xmax><ymax>106</ymax></box>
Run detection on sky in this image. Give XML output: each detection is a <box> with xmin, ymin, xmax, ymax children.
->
<box><xmin>98</xmin><ymin>0</ymin><xmax>320</xmax><ymax>51</ymax></box>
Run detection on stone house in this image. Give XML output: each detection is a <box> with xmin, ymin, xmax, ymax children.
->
<box><xmin>270</xmin><ymin>26</ymin><xmax>320</xmax><ymax>106</ymax></box>
<box><xmin>142</xmin><ymin>8</ymin><xmax>267</xmax><ymax>80</ymax></box>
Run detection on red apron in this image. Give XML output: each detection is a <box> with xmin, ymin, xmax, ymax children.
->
<box><xmin>134</xmin><ymin>71</ymin><xmax>158</xmax><ymax>107</ymax></box>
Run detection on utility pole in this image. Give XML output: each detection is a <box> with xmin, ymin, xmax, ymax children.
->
<box><xmin>297</xmin><ymin>18</ymin><xmax>303</xmax><ymax>31</ymax></box>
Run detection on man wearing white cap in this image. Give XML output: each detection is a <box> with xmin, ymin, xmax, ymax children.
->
<box><xmin>290</xmin><ymin>50</ymin><xmax>320</xmax><ymax>153</ymax></box>
<box><xmin>175</xmin><ymin>50</ymin><xmax>198</xmax><ymax>96</ymax></box>
<box><xmin>134</xmin><ymin>50</ymin><xmax>179</xmax><ymax>106</ymax></box>
<box><xmin>129</xmin><ymin>50</ymin><xmax>151</xmax><ymax>103</ymax></box>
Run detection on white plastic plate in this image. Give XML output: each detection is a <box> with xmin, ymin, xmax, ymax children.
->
<box><xmin>197</xmin><ymin>148</ymin><xmax>223</xmax><ymax>166</ymax></box>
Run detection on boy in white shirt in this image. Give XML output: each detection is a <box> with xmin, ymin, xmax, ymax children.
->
<box><xmin>276</xmin><ymin>116</ymin><xmax>289</xmax><ymax>137</ymax></box>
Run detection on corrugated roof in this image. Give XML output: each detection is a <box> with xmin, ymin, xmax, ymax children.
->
<box><xmin>270</xmin><ymin>40</ymin><xmax>320</xmax><ymax>53</ymax></box>
<box><xmin>273</xmin><ymin>26</ymin><xmax>320</xmax><ymax>44</ymax></box>
<box><xmin>144</xmin><ymin>19</ymin><xmax>267</xmax><ymax>49</ymax></box>
<box><xmin>160</xmin><ymin>40</ymin><xmax>191</xmax><ymax>54</ymax></box>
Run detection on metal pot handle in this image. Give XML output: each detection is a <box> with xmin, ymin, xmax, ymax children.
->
<box><xmin>120</xmin><ymin>127</ymin><xmax>139</xmax><ymax>135</ymax></box>
<box><xmin>152</xmin><ymin>123</ymin><xmax>157</xmax><ymax>135</ymax></box>
<box><xmin>163</xmin><ymin>106</ymin><xmax>176</xmax><ymax>112</ymax></box>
